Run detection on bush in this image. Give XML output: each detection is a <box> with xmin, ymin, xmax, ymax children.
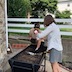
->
<box><xmin>55</xmin><ymin>10</ymin><xmax>72</xmax><ymax>18</ymax></box>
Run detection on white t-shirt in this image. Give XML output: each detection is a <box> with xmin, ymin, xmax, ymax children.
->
<box><xmin>37</xmin><ymin>22</ymin><xmax>63</xmax><ymax>51</ymax></box>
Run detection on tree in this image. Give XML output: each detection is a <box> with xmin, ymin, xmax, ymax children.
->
<box><xmin>7</xmin><ymin>0</ymin><xmax>31</xmax><ymax>18</ymax></box>
<box><xmin>30</xmin><ymin>0</ymin><xmax>58</xmax><ymax>18</ymax></box>
<box><xmin>55</xmin><ymin>10</ymin><xmax>72</xmax><ymax>18</ymax></box>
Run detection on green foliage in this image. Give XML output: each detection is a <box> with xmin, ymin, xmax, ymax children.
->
<box><xmin>8</xmin><ymin>0</ymin><xmax>57</xmax><ymax>18</ymax></box>
<box><xmin>8</xmin><ymin>0</ymin><xmax>31</xmax><ymax>18</ymax></box>
<box><xmin>55</xmin><ymin>10</ymin><xmax>72</xmax><ymax>18</ymax></box>
<box><xmin>30</xmin><ymin>0</ymin><xmax>58</xmax><ymax>18</ymax></box>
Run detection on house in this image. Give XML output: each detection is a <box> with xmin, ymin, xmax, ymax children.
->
<box><xmin>57</xmin><ymin>0</ymin><xmax>72</xmax><ymax>13</ymax></box>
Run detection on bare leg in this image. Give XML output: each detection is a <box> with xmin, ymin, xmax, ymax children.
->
<box><xmin>51</xmin><ymin>62</ymin><xmax>58</xmax><ymax>72</ymax></box>
<box><xmin>36</xmin><ymin>39</ymin><xmax>42</xmax><ymax>49</ymax></box>
<box><xmin>51</xmin><ymin>62</ymin><xmax>62</xmax><ymax>72</ymax></box>
<box><xmin>56</xmin><ymin>63</ymin><xmax>62</xmax><ymax>72</ymax></box>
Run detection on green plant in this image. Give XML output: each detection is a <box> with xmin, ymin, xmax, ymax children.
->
<box><xmin>30</xmin><ymin>0</ymin><xmax>58</xmax><ymax>18</ymax></box>
<box><xmin>8</xmin><ymin>0</ymin><xmax>32</xmax><ymax>18</ymax></box>
<box><xmin>55</xmin><ymin>10</ymin><xmax>72</xmax><ymax>18</ymax></box>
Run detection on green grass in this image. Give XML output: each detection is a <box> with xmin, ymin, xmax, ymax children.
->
<box><xmin>8</xmin><ymin>27</ymin><xmax>72</xmax><ymax>39</ymax></box>
<box><xmin>60</xmin><ymin>28</ymin><xmax>72</xmax><ymax>32</ymax></box>
<box><xmin>61</xmin><ymin>35</ymin><xmax>72</xmax><ymax>39</ymax></box>
<box><xmin>9</xmin><ymin>27</ymin><xmax>72</xmax><ymax>32</ymax></box>
<box><xmin>60</xmin><ymin>28</ymin><xmax>72</xmax><ymax>38</ymax></box>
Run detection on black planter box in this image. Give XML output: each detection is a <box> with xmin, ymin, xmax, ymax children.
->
<box><xmin>9</xmin><ymin>45</ymin><xmax>46</xmax><ymax>72</ymax></box>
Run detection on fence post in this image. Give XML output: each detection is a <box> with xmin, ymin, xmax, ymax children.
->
<box><xmin>5</xmin><ymin>0</ymin><xmax>8</xmax><ymax>48</ymax></box>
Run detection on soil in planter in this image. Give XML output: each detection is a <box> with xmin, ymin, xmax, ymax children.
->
<box><xmin>13</xmin><ymin>45</ymin><xmax>44</xmax><ymax>64</ymax></box>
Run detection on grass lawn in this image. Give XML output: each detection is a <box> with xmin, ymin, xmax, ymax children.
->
<box><xmin>60</xmin><ymin>28</ymin><xmax>72</xmax><ymax>32</ymax></box>
<box><xmin>8</xmin><ymin>27</ymin><xmax>72</xmax><ymax>39</ymax></box>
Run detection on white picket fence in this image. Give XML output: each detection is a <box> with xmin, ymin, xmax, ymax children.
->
<box><xmin>8</xmin><ymin>18</ymin><xmax>72</xmax><ymax>36</ymax></box>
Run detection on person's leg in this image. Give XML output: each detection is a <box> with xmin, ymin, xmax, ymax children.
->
<box><xmin>51</xmin><ymin>62</ymin><xmax>62</xmax><ymax>72</ymax></box>
<box><xmin>49</xmin><ymin>48</ymin><xmax>62</xmax><ymax>72</ymax></box>
<box><xmin>56</xmin><ymin>62</ymin><xmax>62</xmax><ymax>72</ymax></box>
<box><xmin>35</xmin><ymin>39</ymin><xmax>42</xmax><ymax>50</ymax></box>
<box><xmin>51</xmin><ymin>62</ymin><xmax>58</xmax><ymax>72</ymax></box>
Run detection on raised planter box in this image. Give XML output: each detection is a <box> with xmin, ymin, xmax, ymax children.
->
<box><xmin>9</xmin><ymin>45</ymin><xmax>46</xmax><ymax>72</ymax></box>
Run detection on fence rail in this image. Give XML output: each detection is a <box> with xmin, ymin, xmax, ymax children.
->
<box><xmin>8</xmin><ymin>18</ymin><xmax>72</xmax><ymax>22</ymax></box>
<box><xmin>8</xmin><ymin>18</ymin><xmax>72</xmax><ymax>36</ymax></box>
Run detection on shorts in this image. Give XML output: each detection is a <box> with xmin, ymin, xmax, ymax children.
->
<box><xmin>30</xmin><ymin>38</ymin><xmax>37</xmax><ymax>44</ymax></box>
<box><xmin>49</xmin><ymin>48</ymin><xmax>62</xmax><ymax>63</ymax></box>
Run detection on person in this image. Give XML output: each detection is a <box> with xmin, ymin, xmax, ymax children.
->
<box><xmin>29</xmin><ymin>22</ymin><xmax>44</xmax><ymax>51</ymax></box>
<box><xmin>34</xmin><ymin>15</ymin><xmax>63</xmax><ymax>72</ymax></box>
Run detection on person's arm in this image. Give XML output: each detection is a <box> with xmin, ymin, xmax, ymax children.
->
<box><xmin>37</xmin><ymin>25</ymin><xmax>53</xmax><ymax>39</ymax></box>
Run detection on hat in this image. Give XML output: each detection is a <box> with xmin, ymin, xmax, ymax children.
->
<box><xmin>34</xmin><ymin>23</ymin><xmax>40</xmax><ymax>28</ymax></box>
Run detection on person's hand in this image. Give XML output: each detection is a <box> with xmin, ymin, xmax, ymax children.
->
<box><xmin>44</xmin><ymin>50</ymin><xmax>51</xmax><ymax>53</ymax></box>
<box><xmin>47</xmin><ymin>50</ymin><xmax>51</xmax><ymax>53</ymax></box>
